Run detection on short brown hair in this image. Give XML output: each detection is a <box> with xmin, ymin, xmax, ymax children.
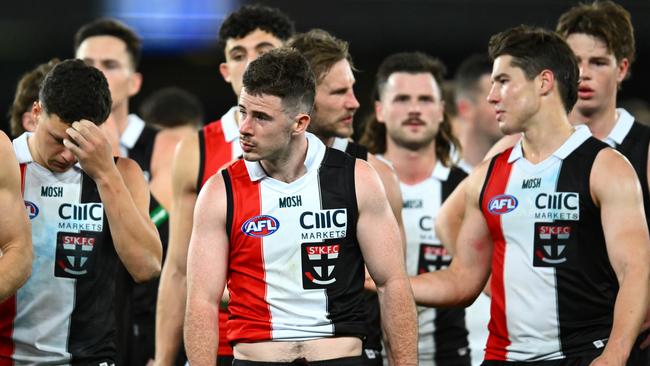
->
<box><xmin>8</xmin><ymin>58</ymin><xmax>60</xmax><ymax>137</ymax></box>
<box><xmin>288</xmin><ymin>29</ymin><xmax>354</xmax><ymax>82</ymax></box>
<box><xmin>489</xmin><ymin>25</ymin><xmax>579</xmax><ymax>114</ymax></box>
<box><xmin>243</xmin><ymin>48</ymin><xmax>316</xmax><ymax>116</ymax></box>
<box><xmin>556</xmin><ymin>1</ymin><xmax>635</xmax><ymax>69</ymax></box>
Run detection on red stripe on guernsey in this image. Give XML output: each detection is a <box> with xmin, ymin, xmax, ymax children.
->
<box><xmin>481</xmin><ymin>148</ymin><xmax>514</xmax><ymax>361</ymax></box>
<box><xmin>225</xmin><ymin>160</ymin><xmax>271</xmax><ymax>343</ymax></box>
<box><xmin>19</xmin><ymin>164</ymin><xmax>26</xmax><ymax>194</ymax></box>
<box><xmin>201</xmin><ymin>121</ymin><xmax>234</xmax><ymax>188</ymax></box>
<box><xmin>0</xmin><ymin>165</ymin><xmax>25</xmax><ymax>364</ymax></box>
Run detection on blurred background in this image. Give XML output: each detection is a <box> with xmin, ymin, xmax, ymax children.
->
<box><xmin>2</xmin><ymin>0</ymin><xmax>649</xmax><ymax>136</ymax></box>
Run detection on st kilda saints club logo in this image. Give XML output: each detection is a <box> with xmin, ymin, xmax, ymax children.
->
<box><xmin>55</xmin><ymin>231</ymin><xmax>101</xmax><ymax>278</ymax></box>
<box><xmin>418</xmin><ymin>244</ymin><xmax>452</xmax><ymax>273</ymax></box>
<box><xmin>301</xmin><ymin>243</ymin><xmax>340</xmax><ymax>289</ymax></box>
<box><xmin>533</xmin><ymin>222</ymin><xmax>575</xmax><ymax>267</ymax></box>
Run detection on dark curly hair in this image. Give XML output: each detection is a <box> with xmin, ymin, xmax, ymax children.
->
<box><xmin>556</xmin><ymin>0</ymin><xmax>634</xmax><ymax>79</ymax></box>
<box><xmin>39</xmin><ymin>59</ymin><xmax>112</xmax><ymax>125</ymax></box>
<box><xmin>9</xmin><ymin>58</ymin><xmax>60</xmax><ymax>137</ymax></box>
<box><xmin>489</xmin><ymin>25</ymin><xmax>579</xmax><ymax>114</ymax></box>
<box><xmin>243</xmin><ymin>48</ymin><xmax>315</xmax><ymax>116</ymax></box>
<box><xmin>74</xmin><ymin>18</ymin><xmax>142</xmax><ymax>69</ymax></box>
<box><xmin>359</xmin><ymin>52</ymin><xmax>460</xmax><ymax>167</ymax></box>
<box><xmin>140</xmin><ymin>87</ymin><xmax>203</xmax><ymax>129</ymax></box>
<box><xmin>218</xmin><ymin>4</ymin><xmax>294</xmax><ymax>53</ymax></box>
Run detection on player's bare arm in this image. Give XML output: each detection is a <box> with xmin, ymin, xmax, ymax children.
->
<box><xmin>411</xmin><ymin>161</ymin><xmax>493</xmax><ymax>307</ymax></box>
<box><xmin>355</xmin><ymin>159</ymin><xmax>417</xmax><ymax>365</ymax></box>
<box><xmin>154</xmin><ymin>133</ymin><xmax>200</xmax><ymax>365</ymax></box>
<box><xmin>0</xmin><ymin>131</ymin><xmax>32</xmax><ymax>302</ymax></box>
<box><xmin>185</xmin><ymin>173</ymin><xmax>229</xmax><ymax>366</ymax></box>
<box><xmin>436</xmin><ymin>134</ymin><xmax>520</xmax><ymax>255</ymax></box>
<box><xmin>64</xmin><ymin>119</ymin><xmax>162</xmax><ymax>282</ymax></box>
<box><xmin>435</xmin><ymin>178</ymin><xmax>467</xmax><ymax>256</ymax></box>
<box><xmin>589</xmin><ymin>148</ymin><xmax>650</xmax><ymax>366</ymax></box>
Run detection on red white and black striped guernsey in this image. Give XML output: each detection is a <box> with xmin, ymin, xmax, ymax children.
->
<box><xmin>480</xmin><ymin>125</ymin><xmax>615</xmax><ymax>361</ymax></box>
<box><xmin>399</xmin><ymin>161</ymin><xmax>469</xmax><ymax>365</ymax></box>
<box><xmin>604</xmin><ymin>109</ymin><xmax>650</xmax><ymax>228</ymax></box>
<box><xmin>331</xmin><ymin>138</ymin><xmax>384</xmax><ymax>360</ymax></box>
<box><xmin>197</xmin><ymin>106</ymin><xmax>242</xmax><ymax>190</ymax></box>
<box><xmin>198</xmin><ymin>106</ymin><xmax>241</xmax><ymax>356</ymax></box>
<box><xmin>0</xmin><ymin>133</ymin><xmax>119</xmax><ymax>365</ymax></box>
<box><xmin>222</xmin><ymin>133</ymin><xmax>366</xmax><ymax>343</ymax></box>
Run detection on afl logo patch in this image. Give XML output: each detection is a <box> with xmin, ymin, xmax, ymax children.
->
<box><xmin>25</xmin><ymin>201</ymin><xmax>39</xmax><ymax>220</ymax></box>
<box><xmin>242</xmin><ymin>215</ymin><xmax>280</xmax><ymax>237</ymax></box>
<box><xmin>488</xmin><ymin>194</ymin><xmax>518</xmax><ymax>215</ymax></box>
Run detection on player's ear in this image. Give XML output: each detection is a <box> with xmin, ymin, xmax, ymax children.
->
<box><xmin>292</xmin><ymin>113</ymin><xmax>310</xmax><ymax>135</ymax></box>
<box><xmin>538</xmin><ymin>69</ymin><xmax>554</xmax><ymax>96</ymax></box>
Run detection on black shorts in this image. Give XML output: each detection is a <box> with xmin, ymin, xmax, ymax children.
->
<box><xmin>361</xmin><ymin>348</ymin><xmax>382</xmax><ymax>366</ymax></box>
<box><xmin>232</xmin><ymin>356</ymin><xmax>364</xmax><ymax>366</ymax></box>
<box><xmin>627</xmin><ymin>328</ymin><xmax>650</xmax><ymax>366</ymax></box>
<box><xmin>481</xmin><ymin>356</ymin><xmax>597</xmax><ymax>366</ymax></box>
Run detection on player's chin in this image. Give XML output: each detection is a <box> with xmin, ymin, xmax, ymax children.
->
<box><xmin>242</xmin><ymin>152</ymin><xmax>262</xmax><ymax>162</ymax></box>
<box><xmin>336</xmin><ymin>125</ymin><xmax>354</xmax><ymax>138</ymax></box>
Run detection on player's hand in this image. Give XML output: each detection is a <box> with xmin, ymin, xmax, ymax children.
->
<box><xmin>100</xmin><ymin>119</ymin><xmax>122</xmax><ymax>156</ymax></box>
<box><xmin>589</xmin><ymin>351</ymin><xmax>625</xmax><ymax>366</ymax></box>
<box><xmin>63</xmin><ymin>120</ymin><xmax>116</xmax><ymax>180</ymax></box>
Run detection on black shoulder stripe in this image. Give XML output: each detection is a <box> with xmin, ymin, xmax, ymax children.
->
<box><xmin>196</xmin><ymin>130</ymin><xmax>206</xmax><ymax>193</ymax></box>
<box><xmin>478</xmin><ymin>155</ymin><xmax>499</xmax><ymax>210</ymax></box>
<box><xmin>442</xmin><ymin>166</ymin><xmax>468</xmax><ymax>202</ymax></box>
<box><xmin>221</xmin><ymin>168</ymin><xmax>234</xmax><ymax>240</ymax></box>
<box><xmin>322</xmin><ymin>147</ymin><xmax>348</xmax><ymax>167</ymax></box>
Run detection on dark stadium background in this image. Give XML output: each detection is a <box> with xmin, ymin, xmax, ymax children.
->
<box><xmin>2</xmin><ymin>0</ymin><xmax>648</xmax><ymax>137</ymax></box>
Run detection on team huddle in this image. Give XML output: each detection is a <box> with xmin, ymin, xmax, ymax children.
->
<box><xmin>1</xmin><ymin>1</ymin><xmax>649</xmax><ymax>366</ymax></box>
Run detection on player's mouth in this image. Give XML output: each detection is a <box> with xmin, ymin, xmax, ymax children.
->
<box><xmin>240</xmin><ymin>140</ymin><xmax>255</xmax><ymax>153</ymax></box>
<box><xmin>578</xmin><ymin>86</ymin><xmax>595</xmax><ymax>99</ymax></box>
<box><xmin>402</xmin><ymin>118</ymin><xmax>426</xmax><ymax>127</ymax></box>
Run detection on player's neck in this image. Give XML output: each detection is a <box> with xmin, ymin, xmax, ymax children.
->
<box><xmin>461</xmin><ymin>127</ymin><xmax>497</xmax><ymax>167</ymax></box>
<box><xmin>384</xmin><ymin>139</ymin><xmax>437</xmax><ymax>185</ymax></box>
<box><xmin>26</xmin><ymin>134</ymin><xmax>47</xmax><ymax>169</ymax></box>
<box><xmin>107</xmin><ymin>103</ymin><xmax>130</xmax><ymax>136</ymax></box>
<box><xmin>260</xmin><ymin>136</ymin><xmax>309</xmax><ymax>183</ymax></box>
<box><xmin>570</xmin><ymin>103</ymin><xmax>618</xmax><ymax>141</ymax></box>
<box><xmin>316</xmin><ymin>134</ymin><xmax>336</xmax><ymax>148</ymax></box>
<box><xmin>521</xmin><ymin>109</ymin><xmax>574</xmax><ymax>164</ymax></box>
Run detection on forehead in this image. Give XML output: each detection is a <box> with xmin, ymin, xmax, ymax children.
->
<box><xmin>39</xmin><ymin>112</ymin><xmax>69</xmax><ymax>135</ymax></box>
<box><xmin>224</xmin><ymin>28</ymin><xmax>284</xmax><ymax>52</ymax></box>
<box><xmin>565</xmin><ymin>33</ymin><xmax>613</xmax><ymax>58</ymax></box>
<box><xmin>384</xmin><ymin>72</ymin><xmax>439</xmax><ymax>95</ymax></box>
<box><xmin>319</xmin><ymin>59</ymin><xmax>354</xmax><ymax>88</ymax></box>
<box><xmin>76</xmin><ymin>35</ymin><xmax>130</xmax><ymax>60</ymax></box>
<box><xmin>491</xmin><ymin>55</ymin><xmax>525</xmax><ymax>78</ymax></box>
<box><xmin>239</xmin><ymin>88</ymin><xmax>284</xmax><ymax>113</ymax></box>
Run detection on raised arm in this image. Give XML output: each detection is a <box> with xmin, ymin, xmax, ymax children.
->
<box><xmin>155</xmin><ymin>134</ymin><xmax>199</xmax><ymax>365</ymax></box>
<box><xmin>355</xmin><ymin>159</ymin><xmax>416</xmax><ymax>365</ymax></box>
<box><xmin>410</xmin><ymin>162</ymin><xmax>493</xmax><ymax>307</ymax></box>
<box><xmin>0</xmin><ymin>132</ymin><xmax>32</xmax><ymax>302</ymax></box>
<box><xmin>436</xmin><ymin>134</ymin><xmax>520</xmax><ymax>255</ymax></box>
<box><xmin>184</xmin><ymin>174</ymin><xmax>229</xmax><ymax>366</ymax></box>
<box><xmin>64</xmin><ymin>120</ymin><xmax>162</xmax><ymax>282</ymax></box>
<box><xmin>590</xmin><ymin>149</ymin><xmax>650</xmax><ymax>366</ymax></box>
<box><xmin>435</xmin><ymin>178</ymin><xmax>467</xmax><ymax>255</ymax></box>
